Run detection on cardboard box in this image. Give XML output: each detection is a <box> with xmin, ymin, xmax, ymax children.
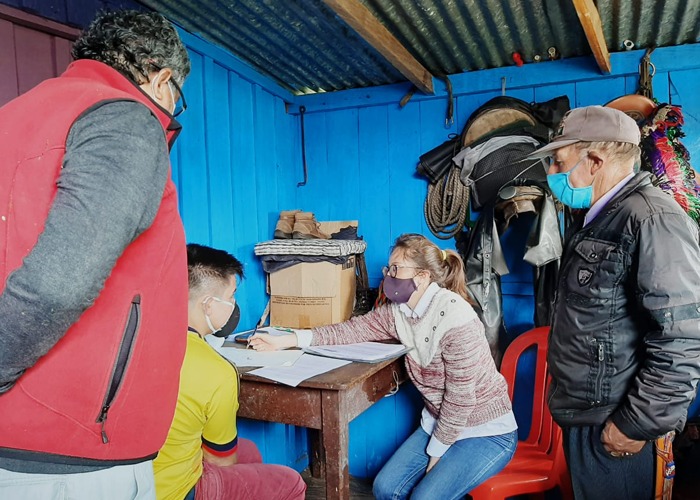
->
<box><xmin>269</xmin><ymin>256</ymin><xmax>356</xmax><ymax>328</ymax></box>
<box><xmin>318</xmin><ymin>220</ymin><xmax>357</xmax><ymax>237</ymax></box>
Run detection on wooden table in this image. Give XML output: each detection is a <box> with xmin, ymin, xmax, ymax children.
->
<box><xmin>238</xmin><ymin>356</ymin><xmax>406</xmax><ymax>500</ymax></box>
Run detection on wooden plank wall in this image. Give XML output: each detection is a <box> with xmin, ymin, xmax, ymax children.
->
<box><xmin>0</xmin><ymin>5</ymin><xmax>77</xmax><ymax>106</ymax></box>
<box><xmin>0</xmin><ymin>0</ymin><xmax>142</xmax><ymax>28</ymax></box>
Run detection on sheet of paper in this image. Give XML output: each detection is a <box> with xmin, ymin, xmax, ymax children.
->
<box><xmin>219</xmin><ymin>346</ymin><xmax>303</xmax><ymax>368</ymax></box>
<box><xmin>248</xmin><ymin>354</ymin><xmax>350</xmax><ymax>387</ymax></box>
<box><xmin>303</xmin><ymin>342</ymin><xmax>409</xmax><ymax>362</ymax></box>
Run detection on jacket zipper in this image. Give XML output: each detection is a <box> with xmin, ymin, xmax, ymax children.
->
<box><xmin>593</xmin><ymin>340</ymin><xmax>605</xmax><ymax>405</ymax></box>
<box><xmin>96</xmin><ymin>295</ymin><xmax>142</xmax><ymax>444</ymax></box>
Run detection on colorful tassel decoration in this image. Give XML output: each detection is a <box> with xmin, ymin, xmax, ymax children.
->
<box><xmin>640</xmin><ymin>105</ymin><xmax>700</xmax><ymax>224</ymax></box>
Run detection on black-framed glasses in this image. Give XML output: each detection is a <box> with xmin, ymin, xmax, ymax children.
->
<box><xmin>382</xmin><ymin>264</ymin><xmax>422</xmax><ymax>278</ymax></box>
<box><xmin>168</xmin><ymin>77</ymin><xmax>187</xmax><ymax>117</ymax></box>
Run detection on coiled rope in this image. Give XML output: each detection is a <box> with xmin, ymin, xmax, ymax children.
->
<box><xmin>424</xmin><ymin>166</ymin><xmax>470</xmax><ymax>239</ymax></box>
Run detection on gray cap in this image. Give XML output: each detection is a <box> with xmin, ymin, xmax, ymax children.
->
<box><xmin>529</xmin><ymin>105</ymin><xmax>641</xmax><ymax>158</ymax></box>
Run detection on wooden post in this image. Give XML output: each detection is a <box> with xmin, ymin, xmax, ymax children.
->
<box><xmin>572</xmin><ymin>0</ymin><xmax>612</xmax><ymax>73</ymax></box>
<box><xmin>321</xmin><ymin>0</ymin><xmax>435</xmax><ymax>94</ymax></box>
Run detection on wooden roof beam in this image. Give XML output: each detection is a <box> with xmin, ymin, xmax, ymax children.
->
<box><xmin>572</xmin><ymin>0</ymin><xmax>612</xmax><ymax>73</ymax></box>
<box><xmin>321</xmin><ymin>0</ymin><xmax>434</xmax><ymax>94</ymax></box>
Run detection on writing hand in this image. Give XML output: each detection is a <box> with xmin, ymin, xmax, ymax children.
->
<box><xmin>249</xmin><ymin>332</ymin><xmax>298</xmax><ymax>351</ymax></box>
<box><xmin>601</xmin><ymin>419</ymin><xmax>646</xmax><ymax>457</ymax></box>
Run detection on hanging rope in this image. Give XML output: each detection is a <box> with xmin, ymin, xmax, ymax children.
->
<box><xmin>424</xmin><ymin>166</ymin><xmax>470</xmax><ymax>239</ymax></box>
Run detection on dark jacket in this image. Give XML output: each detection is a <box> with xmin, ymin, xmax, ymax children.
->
<box><xmin>0</xmin><ymin>60</ymin><xmax>187</xmax><ymax>467</ymax></box>
<box><xmin>548</xmin><ymin>172</ymin><xmax>700</xmax><ymax>441</ymax></box>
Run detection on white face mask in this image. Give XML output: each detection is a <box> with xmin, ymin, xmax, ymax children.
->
<box><xmin>203</xmin><ymin>296</ymin><xmax>235</xmax><ymax>335</ymax></box>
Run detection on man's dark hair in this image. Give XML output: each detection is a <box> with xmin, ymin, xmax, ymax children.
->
<box><xmin>72</xmin><ymin>10</ymin><xmax>191</xmax><ymax>86</ymax></box>
<box><xmin>187</xmin><ymin>244</ymin><xmax>244</xmax><ymax>296</ymax></box>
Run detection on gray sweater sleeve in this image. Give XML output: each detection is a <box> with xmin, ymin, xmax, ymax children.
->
<box><xmin>0</xmin><ymin>100</ymin><xmax>170</xmax><ymax>392</ymax></box>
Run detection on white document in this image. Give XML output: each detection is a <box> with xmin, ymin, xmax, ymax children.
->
<box><xmin>205</xmin><ymin>334</ymin><xmax>226</xmax><ymax>351</ymax></box>
<box><xmin>303</xmin><ymin>342</ymin><xmax>409</xmax><ymax>363</ymax></box>
<box><xmin>219</xmin><ymin>346</ymin><xmax>303</xmax><ymax>368</ymax></box>
<box><xmin>248</xmin><ymin>353</ymin><xmax>351</xmax><ymax>387</ymax></box>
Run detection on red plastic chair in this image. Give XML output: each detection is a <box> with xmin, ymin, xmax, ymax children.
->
<box><xmin>469</xmin><ymin>326</ymin><xmax>573</xmax><ymax>500</ymax></box>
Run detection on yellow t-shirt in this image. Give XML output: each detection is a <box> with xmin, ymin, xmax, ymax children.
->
<box><xmin>154</xmin><ymin>331</ymin><xmax>239</xmax><ymax>500</ymax></box>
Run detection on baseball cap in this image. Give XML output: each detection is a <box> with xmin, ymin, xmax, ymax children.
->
<box><xmin>529</xmin><ymin>105</ymin><xmax>641</xmax><ymax>159</ymax></box>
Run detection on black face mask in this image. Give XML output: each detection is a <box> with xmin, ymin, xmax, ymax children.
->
<box><xmin>213</xmin><ymin>302</ymin><xmax>241</xmax><ymax>338</ymax></box>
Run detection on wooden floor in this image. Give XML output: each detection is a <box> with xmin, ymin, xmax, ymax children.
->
<box><xmin>300</xmin><ymin>469</ymin><xmax>374</xmax><ymax>499</ymax></box>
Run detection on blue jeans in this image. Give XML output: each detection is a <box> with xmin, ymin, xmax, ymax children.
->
<box><xmin>373</xmin><ymin>427</ymin><xmax>517</xmax><ymax>500</ymax></box>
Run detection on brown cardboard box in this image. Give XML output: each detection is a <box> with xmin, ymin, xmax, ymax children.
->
<box><xmin>269</xmin><ymin>255</ymin><xmax>356</xmax><ymax>328</ymax></box>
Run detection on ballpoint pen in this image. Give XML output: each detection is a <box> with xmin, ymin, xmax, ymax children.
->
<box><xmin>247</xmin><ymin>325</ymin><xmax>258</xmax><ymax>349</ymax></box>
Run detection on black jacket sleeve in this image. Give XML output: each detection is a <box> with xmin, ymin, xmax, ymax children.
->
<box><xmin>0</xmin><ymin>100</ymin><xmax>170</xmax><ymax>392</ymax></box>
<box><xmin>611</xmin><ymin>212</ymin><xmax>700</xmax><ymax>440</ymax></box>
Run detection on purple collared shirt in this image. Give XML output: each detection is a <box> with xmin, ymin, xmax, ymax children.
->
<box><xmin>584</xmin><ymin>172</ymin><xmax>635</xmax><ymax>226</ymax></box>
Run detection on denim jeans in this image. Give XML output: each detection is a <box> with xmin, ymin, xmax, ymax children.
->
<box><xmin>562</xmin><ymin>424</ymin><xmax>654</xmax><ymax>500</ymax></box>
<box><xmin>373</xmin><ymin>427</ymin><xmax>517</xmax><ymax>500</ymax></box>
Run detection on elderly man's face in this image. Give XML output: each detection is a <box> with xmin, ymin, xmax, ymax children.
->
<box><xmin>548</xmin><ymin>145</ymin><xmax>595</xmax><ymax>189</ymax></box>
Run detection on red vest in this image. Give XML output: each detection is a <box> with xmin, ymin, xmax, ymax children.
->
<box><xmin>0</xmin><ymin>60</ymin><xmax>187</xmax><ymax>463</ymax></box>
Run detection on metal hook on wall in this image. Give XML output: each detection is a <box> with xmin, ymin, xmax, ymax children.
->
<box><xmin>297</xmin><ymin>105</ymin><xmax>308</xmax><ymax>187</ymax></box>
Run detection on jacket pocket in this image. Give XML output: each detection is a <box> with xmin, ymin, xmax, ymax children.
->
<box><xmin>565</xmin><ymin>238</ymin><xmax>622</xmax><ymax>304</ymax></box>
<box><xmin>96</xmin><ymin>295</ymin><xmax>141</xmax><ymax>444</ymax></box>
<box><xmin>588</xmin><ymin>337</ymin><xmax>608</xmax><ymax>406</ymax></box>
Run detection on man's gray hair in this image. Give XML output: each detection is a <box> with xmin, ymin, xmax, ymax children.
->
<box><xmin>72</xmin><ymin>10</ymin><xmax>191</xmax><ymax>86</ymax></box>
<box><xmin>574</xmin><ymin>141</ymin><xmax>641</xmax><ymax>169</ymax></box>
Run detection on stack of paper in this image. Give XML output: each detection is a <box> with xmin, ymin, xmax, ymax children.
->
<box><xmin>248</xmin><ymin>354</ymin><xmax>351</xmax><ymax>387</ymax></box>
<box><xmin>219</xmin><ymin>347</ymin><xmax>303</xmax><ymax>367</ymax></box>
<box><xmin>303</xmin><ymin>342</ymin><xmax>409</xmax><ymax>363</ymax></box>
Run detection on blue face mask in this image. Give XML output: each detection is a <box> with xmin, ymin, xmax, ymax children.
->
<box><xmin>546</xmin><ymin>158</ymin><xmax>593</xmax><ymax>209</ymax></box>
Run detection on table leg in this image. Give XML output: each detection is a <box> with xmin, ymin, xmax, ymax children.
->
<box><xmin>321</xmin><ymin>390</ymin><xmax>350</xmax><ymax>500</ymax></box>
<box><xmin>309</xmin><ymin>428</ymin><xmax>324</xmax><ymax>478</ymax></box>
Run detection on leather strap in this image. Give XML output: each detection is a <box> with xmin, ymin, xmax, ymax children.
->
<box><xmin>654</xmin><ymin>431</ymin><xmax>675</xmax><ymax>500</ymax></box>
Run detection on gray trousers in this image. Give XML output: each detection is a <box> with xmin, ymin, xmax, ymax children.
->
<box><xmin>0</xmin><ymin>460</ymin><xmax>155</xmax><ymax>500</ymax></box>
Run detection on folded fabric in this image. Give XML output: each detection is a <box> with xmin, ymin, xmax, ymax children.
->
<box><xmin>254</xmin><ymin>239</ymin><xmax>367</xmax><ymax>257</ymax></box>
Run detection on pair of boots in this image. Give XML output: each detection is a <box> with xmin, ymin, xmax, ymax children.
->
<box><xmin>274</xmin><ymin>210</ymin><xmax>330</xmax><ymax>239</ymax></box>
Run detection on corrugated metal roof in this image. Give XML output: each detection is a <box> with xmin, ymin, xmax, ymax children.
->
<box><xmin>138</xmin><ymin>0</ymin><xmax>700</xmax><ymax>95</ymax></box>
<box><xmin>138</xmin><ymin>0</ymin><xmax>405</xmax><ymax>93</ymax></box>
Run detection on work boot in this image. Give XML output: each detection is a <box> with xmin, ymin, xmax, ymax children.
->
<box><xmin>293</xmin><ymin>212</ymin><xmax>330</xmax><ymax>239</ymax></box>
<box><xmin>273</xmin><ymin>210</ymin><xmax>300</xmax><ymax>239</ymax></box>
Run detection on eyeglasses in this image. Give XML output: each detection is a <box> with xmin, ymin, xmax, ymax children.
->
<box><xmin>168</xmin><ymin>77</ymin><xmax>187</xmax><ymax>117</ymax></box>
<box><xmin>382</xmin><ymin>264</ymin><xmax>422</xmax><ymax>278</ymax></box>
